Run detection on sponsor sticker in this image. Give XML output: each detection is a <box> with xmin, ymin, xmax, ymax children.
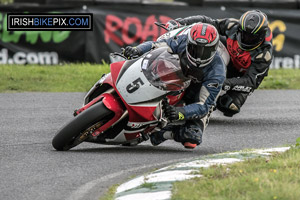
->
<box><xmin>142</xmin><ymin>59</ymin><xmax>149</xmax><ymax>69</ymax></box>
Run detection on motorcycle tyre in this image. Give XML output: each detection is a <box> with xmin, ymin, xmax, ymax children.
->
<box><xmin>52</xmin><ymin>102</ymin><xmax>113</xmax><ymax>151</ymax></box>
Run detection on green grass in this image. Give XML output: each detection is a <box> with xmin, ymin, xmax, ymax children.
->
<box><xmin>99</xmin><ymin>184</ymin><xmax>119</xmax><ymax>200</ymax></box>
<box><xmin>259</xmin><ymin>69</ymin><xmax>300</xmax><ymax>89</ymax></box>
<box><xmin>0</xmin><ymin>63</ymin><xmax>110</xmax><ymax>92</ymax></box>
<box><xmin>0</xmin><ymin>64</ymin><xmax>300</xmax><ymax>92</ymax></box>
<box><xmin>172</xmin><ymin>147</ymin><xmax>300</xmax><ymax>200</ymax></box>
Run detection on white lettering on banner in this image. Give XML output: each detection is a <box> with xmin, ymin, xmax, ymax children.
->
<box><xmin>0</xmin><ymin>48</ymin><xmax>58</xmax><ymax>65</ymax></box>
<box><xmin>270</xmin><ymin>55</ymin><xmax>300</xmax><ymax>69</ymax></box>
<box><xmin>13</xmin><ymin>51</ymin><xmax>26</xmax><ymax>64</ymax></box>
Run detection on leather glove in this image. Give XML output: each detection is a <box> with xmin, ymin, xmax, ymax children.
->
<box><xmin>123</xmin><ymin>46</ymin><xmax>141</xmax><ymax>59</ymax></box>
<box><xmin>222</xmin><ymin>84</ymin><xmax>231</xmax><ymax>91</ymax></box>
<box><xmin>222</xmin><ymin>80</ymin><xmax>231</xmax><ymax>91</ymax></box>
<box><xmin>162</xmin><ymin>100</ymin><xmax>186</xmax><ymax>122</ymax></box>
<box><xmin>216</xmin><ymin>94</ymin><xmax>240</xmax><ymax>117</ymax></box>
<box><xmin>165</xmin><ymin>19</ymin><xmax>182</xmax><ymax>31</ymax></box>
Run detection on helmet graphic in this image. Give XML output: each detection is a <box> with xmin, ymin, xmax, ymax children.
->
<box><xmin>186</xmin><ymin>23</ymin><xmax>219</xmax><ymax>68</ymax></box>
<box><xmin>237</xmin><ymin>10</ymin><xmax>269</xmax><ymax>50</ymax></box>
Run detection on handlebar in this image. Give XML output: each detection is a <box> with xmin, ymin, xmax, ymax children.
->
<box><xmin>109</xmin><ymin>50</ymin><xmax>140</xmax><ymax>63</ymax></box>
<box><xmin>110</xmin><ymin>52</ymin><xmax>127</xmax><ymax>59</ymax></box>
<box><xmin>154</xmin><ymin>22</ymin><xmax>168</xmax><ymax>31</ymax></box>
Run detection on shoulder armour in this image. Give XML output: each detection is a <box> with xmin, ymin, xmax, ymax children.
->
<box><xmin>255</xmin><ymin>49</ymin><xmax>272</xmax><ymax>63</ymax></box>
<box><xmin>226</xmin><ymin>18</ymin><xmax>239</xmax><ymax>30</ymax></box>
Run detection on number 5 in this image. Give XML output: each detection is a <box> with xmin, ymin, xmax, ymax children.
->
<box><xmin>126</xmin><ymin>78</ymin><xmax>144</xmax><ymax>93</ymax></box>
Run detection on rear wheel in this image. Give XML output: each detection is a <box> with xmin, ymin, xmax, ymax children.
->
<box><xmin>52</xmin><ymin>102</ymin><xmax>114</xmax><ymax>151</ymax></box>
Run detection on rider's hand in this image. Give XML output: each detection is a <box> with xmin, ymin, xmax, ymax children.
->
<box><xmin>123</xmin><ymin>46</ymin><xmax>141</xmax><ymax>59</ymax></box>
<box><xmin>162</xmin><ymin>100</ymin><xmax>186</xmax><ymax>122</ymax></box>
<box><xmin>222</xmin><ymin>80</ymin><xmax>231</xmax><ymax>91</ymax></box>
<box><xmin>222</xmin><ymin>84</ymin><xmax>231</xmax><ymax>91</ymax></box>
<box><xmin>166</xmin><ymin>19</ymin><xmax>182</xmax><ymax>31</ymax></box>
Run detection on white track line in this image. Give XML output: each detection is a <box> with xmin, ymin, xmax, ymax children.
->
<box><xmin>114</xmin><ymin>147</ymin><xmax>291</xmax><ymax>200</ymax></box>
<box><xmin>66</xmin><ymin>158</ymin><xmax>188</xmax><ymax>200</ymax></box>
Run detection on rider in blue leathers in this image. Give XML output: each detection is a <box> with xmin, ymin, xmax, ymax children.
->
<box><xmin>166</xmin><ymin>10</ymin><xmax>273</xmax><ymax>117</ymax></box>
<box><xmin>123</xmin><ymin>23</ymin><xmax>226</xmax><ymax>148</ymax></box>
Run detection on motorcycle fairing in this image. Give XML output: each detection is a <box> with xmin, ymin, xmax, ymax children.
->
<box><xmin>111</xmin><ymin>61</ymin><xmax>126</xmax><ymax>85</ymax></box>
<box><xmin>114</xmin><ymin>48</ymin><xmax>190</xmax><ymax>122</ymax></box>
<box><xmin>91</xmin><ymin>93</ymin><xmax>125</xmax><ymax>137</ymax></box>
<box><xmin>83</xmin><ymin>49</ymin><xmax>190</xmax><ymax>143</ymax></box>
<box><xmin>116</xmin><ymin>58</ymin><xmax>169</xmax><ymax>104</ymax></box>
<box><xmin>84</xmin><ymin>73</ymin><xmax>113</xmax><ymax>105</ymax></box>
<box><xmin>108</xmin><ymin>59</ymin><xmax>160</xmax><ymax>123</ymax></box>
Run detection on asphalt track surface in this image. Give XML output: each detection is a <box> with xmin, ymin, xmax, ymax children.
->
<box><xmin>1</xmin><ymin>91</ymin><xmax>299</xmax><ymax>200</ymax></box>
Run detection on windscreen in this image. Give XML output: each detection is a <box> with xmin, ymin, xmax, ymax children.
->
<box><xmin>142</xmin><ymin>48</ymin><xmax>191</xmax><ymax>91</ymax></box>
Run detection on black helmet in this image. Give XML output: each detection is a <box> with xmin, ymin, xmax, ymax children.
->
<box><xmin>237</xmin><ymin>10</ymin><xmax>268</xmax><ymax>51</ymax></box>
<box><xmin>186</xmin><ymin>23</ymin><xmax>219</xmax><ymax>68</ymax></box>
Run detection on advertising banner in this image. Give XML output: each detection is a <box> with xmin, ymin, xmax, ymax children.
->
<box><xmin>0</xmin><ymin>5</ymin><xmax>299</xmax><ymax>68</ymax></box>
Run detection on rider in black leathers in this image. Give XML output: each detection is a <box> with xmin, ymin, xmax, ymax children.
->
<box><xmin>123</xmin><ymin>23</ymin><xmax>226</xmax><ymax>148</ymax></box>
<box><xmin>166</xmin><ymin>10</ymin><xmax>273</xmax><ymax>117</ymax></box>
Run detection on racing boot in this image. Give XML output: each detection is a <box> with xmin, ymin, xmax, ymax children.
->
<box><xmin>150</xmin><ymin>126</ymin><xmax>174</xmax><ymax>146</ymax></box>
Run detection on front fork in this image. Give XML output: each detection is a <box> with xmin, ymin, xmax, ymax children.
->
<box><xmin>74</xmin><ymin>93</ymin><xmax>125</xmax><ymax>137</ymax></box>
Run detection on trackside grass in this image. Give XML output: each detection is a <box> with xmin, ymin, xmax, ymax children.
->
<box><xmin>259</xmin><ymin>69</ymin><xmax>300</xmax><ymax>89</ymax></box>
<box><xmin>0</xmin><ymin>63</ymin><xmax>110</xmax><ymax>92</ymax></box>
<box><xmin>99</xmin><ymin>185</ymin><xmax>119</xmax><ymax>200</ymax></box>
<box><xmin>0</xmin><ymin>64</ymin><xmax>300</xmax><ymax>92</ymax></box>
<box><xmin>171</xmin><ymin>147</ymin><xmax>300</xmax><ymax>200</ymax></box>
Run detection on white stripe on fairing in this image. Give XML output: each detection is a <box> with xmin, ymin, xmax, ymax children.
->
<box><xmin>116</xmin><ymin>191</ymin><xmax>171</xmax><ymax>200</ymax></box>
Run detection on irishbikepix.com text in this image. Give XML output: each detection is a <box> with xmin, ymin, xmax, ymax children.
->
<box><xmin>7</xmin><ymin>13</ymin><xmax>93</xmax><ymax>31</ymax></box>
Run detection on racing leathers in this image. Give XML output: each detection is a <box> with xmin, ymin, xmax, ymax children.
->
<box><xmin>133</xmin><ymin>30</ymin><xmax>226</xmax><ymax>147</ymax></box>
<box><xmin>174</xmin><ymin>16</ymin><xmax>273</xmax><ymax>116</ymax></box>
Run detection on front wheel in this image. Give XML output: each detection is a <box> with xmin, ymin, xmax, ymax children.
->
<box><xmin>52</xmin><ymin>102</ymin><xmax>114</xmax><ymax>151</ymax></box>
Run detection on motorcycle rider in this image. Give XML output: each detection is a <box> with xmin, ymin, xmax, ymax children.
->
<box><xmin>165</xmin><ymin>10</ymin><xmax>273</xmax><ymax>117</ymax></box>
<box><xmin>123</xmin><ymin>23</ymin><xmax>226</xmax><ymax>148</ymax></box>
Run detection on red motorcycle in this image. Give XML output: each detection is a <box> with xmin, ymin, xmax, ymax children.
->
<box><xmin>52</xmin><ymin>47</ymin><xmax>191</xmax><ymax>151</ymax></box>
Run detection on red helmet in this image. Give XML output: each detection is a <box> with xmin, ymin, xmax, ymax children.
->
<box><xmin>186</xmin><ymin>23</ymin><xmax>219</xmax><ymax>68</ymax></box>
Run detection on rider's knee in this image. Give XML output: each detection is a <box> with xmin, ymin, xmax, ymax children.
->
<box><xmin>173</xmin><ymin>121</ymin><xmax>203</xmax><ymax>146</ymax></box>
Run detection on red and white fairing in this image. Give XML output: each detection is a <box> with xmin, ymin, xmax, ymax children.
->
<box><xmin>116</xmin><ymin>58</ymin><xmax>169</xmax><ymax>104</ymax></box>
<box><xmin>83</xmin><ymin>47</ymin><xmax>190</xmax><ymax>144</ymax></box>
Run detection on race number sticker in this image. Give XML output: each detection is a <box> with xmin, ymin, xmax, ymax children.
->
<box><xmin>126</xmin><ymin>78</ymin><xmax>145</xmax><ymax>93</ymax></box>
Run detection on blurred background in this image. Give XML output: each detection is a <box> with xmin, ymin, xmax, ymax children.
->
<box><xmin>1</xmin><ymin>0</ymin><xmax>300</xmax><ymax>8</ymax></box>
<box><xmin>0</xmin><ymin>0</ymin><xmax>299</xmax><ymax>69</ymax></box>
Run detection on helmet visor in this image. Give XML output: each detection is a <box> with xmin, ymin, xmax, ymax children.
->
<box><xmin>237</xmin><ymin>29</ymin><xmax>264</xmax><ymax>50</ymax></box>
<box><xmin>186</xmin><ymin>42</ymin><xmax>217</xmax><ymax>66</ymax></box>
